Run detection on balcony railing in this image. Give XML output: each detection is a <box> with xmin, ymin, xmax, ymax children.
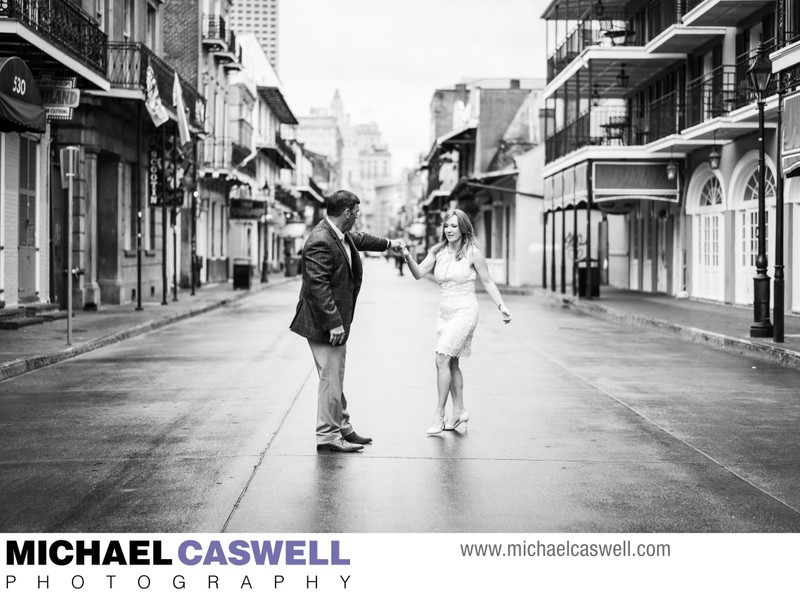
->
<box><xmin>0</xmin><ymin>0</ymin><xmax>107</xmax><ymax>75</ymax></box>
<box><xmin>643</xmin><ymin>0</ymin><xmax>684</xmax><ymax>39</ymax></box>
<box><xmin>275</xmin><ymin>132</ymin><xmax>294</xmax><ymax>164</ymax></box>
<box><xmin>547</xmin><ymin>12</ymin><xmax>640</xmax><ymax>81</ymax></box>
<box><xmin>546</xmin><ymin>107</ymin><xmax>636</xmax><ymax>163</ymax></box>
<box><xmin>735</xmin><ymin>38</ymin><xmax>778</xmax><ymax>101</ymax></box>
<box><xmin>685</xmin><ymin>66</ymin><xmax>737</xmax><ymax>128</ymax></box>
<box><xmin>646</xmin><ymin>90</ymin><xmax>683</xmax><ymax>142</ymax></box>
<box><xmin>107</xmin><ymin>42</ymin><xmax>205</xmax><ymax>129</ymax></box>
<box><xmin>202</xmin><ymin>14</ymin><xmax>226</xmax><ymax>47</ymax></box>
<box><xmin>202</xmin><ymin>137</ymin><xmax>233</xmax><ymax>170</ymax></box>
<box><xmin>233</xmin><ymin>119</ymin><xmax>253</xmax><ymax>152</ymax></box>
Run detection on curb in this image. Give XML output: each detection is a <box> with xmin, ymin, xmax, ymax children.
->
<box><xmin>0</xmin><ymin>285</ymin><xmax>271</xmax><ymax>383</ymax></box>
<box><xmin>535</xmin><ymin>289</ymin><xmax>800</xmax><ymax>371</ymax></box>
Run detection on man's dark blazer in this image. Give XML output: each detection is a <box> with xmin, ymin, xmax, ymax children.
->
<box><xmin>290</xmin><ymin>219</ymin><xmax>388</xmax><ymax>344</ymax></box>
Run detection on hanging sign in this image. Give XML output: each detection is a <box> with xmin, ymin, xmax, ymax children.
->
<box><xmin>148</xmin><ymin>135</ymin><xmax>164</xmax><ymax>205</ymax></box>
<box><xmin>39</xmin><ymin>73</ymin><xmax>80</xmax><ymax>121</ymax></box>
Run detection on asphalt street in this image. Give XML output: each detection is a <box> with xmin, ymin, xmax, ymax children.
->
<box><xmin>2</xmin><ymin>257</ymin><xmax>800</xmax><ymax>532</ymax></box>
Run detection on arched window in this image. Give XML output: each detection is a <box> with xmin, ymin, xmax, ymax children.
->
<box><xmin>743</xmin><ymin>168</ymin><xmax>776</xmax><ymax>202</ymax></box>
<box><xmin>699</xmin><ymin>176</ymin><xmax>723</xmax><ymax>207</ymax></box>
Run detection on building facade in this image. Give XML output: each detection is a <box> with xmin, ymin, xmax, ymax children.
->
<box><xmin>541</xmin><ymin>0</ymin><xmax>800</xmax><ymax>320</ymax></box>
<box><xmin>1</xmin><ymin>0</ymin><xmax>207</xmax><ymax>313</ymax></box>
<box><xmin>421</xmin><ymin>78</ymin><xmax>546</xmax><ymax>287</ymax></box>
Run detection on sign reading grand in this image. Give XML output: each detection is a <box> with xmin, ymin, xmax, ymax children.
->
<box><xmin>39</xmin><ymin>73</ymin><xmax>80</xmax><ymax>121</ymax></box>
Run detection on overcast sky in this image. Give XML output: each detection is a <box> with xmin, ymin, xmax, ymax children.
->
<box><xmin>280</xmin><ymin>0</ymin><xmax>548</xmax><ymax>177</ymax></box>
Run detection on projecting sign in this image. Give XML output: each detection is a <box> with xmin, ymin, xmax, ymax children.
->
<box><xmin>39</xmin><ymin>74</ymin><xmax>80</xmax><ymax>121</ymax></box>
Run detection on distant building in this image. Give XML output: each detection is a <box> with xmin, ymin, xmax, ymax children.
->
<box><xmin>421</xmin><ymin>78</ymin><xmax>546</xmax><ymax>287</ymax></box>
<box><xmin>229</xmin><ymin>0</ymin><xmax>279</xmax><ymax>71</ymax></box>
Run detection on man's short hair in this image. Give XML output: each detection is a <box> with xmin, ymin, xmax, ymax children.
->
<box><xmin>326</xmin><ymin>190</ymin><xmax>360</xmax><ymax>217</ymax></box>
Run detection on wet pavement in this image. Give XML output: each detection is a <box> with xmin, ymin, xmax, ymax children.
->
<box><xmin>0</xmin><ymin>274</ymin><xmax>297</xmax><ymax>381</ymax></box>
<box><xmin>2</xmin><ymin>258</ymin><xmax>800</xmax><ymax>533</ymax></box>
<box><xmin>4</xmin><ymin>263</ymin><xmax>800</xmax><ymax>381</ymax></box>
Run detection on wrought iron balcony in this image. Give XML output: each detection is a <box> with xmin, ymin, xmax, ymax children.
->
<box><xmin>202</xmin><ymin>14</ymin><xmax>227</xmax><ymax>50</ymax></box>
<box><xmin>646</xmin><ymin>90</ymin><xmax>683</xmax><ymax>142</ymax></box>
<box><xmin>233</xmin><ymin>118</ymin><xmax>253</xmax><ymax>154</ymax></box>
<box><xmin>258</xmin><ymin>131</ymin><xmax>295</xmax><ymax>169</ymax></box>
<box><xmin>219</xmin><ymin>30</ymin><xmax>244</xmax><ymax>69</ymax></box>
<box><xmin>202</xmin><ymin>137</ymin><xmax>233</xmax><ymax>170</ymax></box>
<box><xmin>683</xmin><ymin>50</ymin><xmax>779</xmax><ymax>131</ymax></box>
<box><xmin>545</xmin><ymin>107</ymin><xmax>638</xmax><ymax>163</ymax></box>
<box><xmin>107</xmin><ymin>42</ymin><xmax>205</xmax><ymax>129</ymax></box>
<box><xmin>0</xmin><ymin>0</ymin><xmax>107</xmax><ymax>75</ymax></box>
<box><xmin>684</xmin><ymin>66</ymin><xmax>741</xmax><ymax>128</ymax></box>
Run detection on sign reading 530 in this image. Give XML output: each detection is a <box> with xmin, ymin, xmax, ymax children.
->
<box><xmin>12</xmin><ymin>75</ymin><xmax>27</xmax><ymax>96</ymax></box>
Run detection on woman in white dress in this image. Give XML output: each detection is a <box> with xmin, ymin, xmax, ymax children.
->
<box><xmin>401</xmin><ymin>209</ymin><xmax>512</xmax><ymax>435</ymax></box>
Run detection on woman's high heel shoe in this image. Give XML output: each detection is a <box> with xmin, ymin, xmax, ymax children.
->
<box><xmin>427</xmin><ymin>414</ymin><xmax>445</xmax><ymax>435</ymax></box>
<box><xmin>444</xmin><ymin>411</ymin><xmax>469</xmax><ymax>431</ymax></box>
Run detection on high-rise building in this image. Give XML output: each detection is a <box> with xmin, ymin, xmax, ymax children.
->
<box><xmin>229</xmin><ymin>0</ymin><xmax>279</xmax><ymax>72</ymax></box>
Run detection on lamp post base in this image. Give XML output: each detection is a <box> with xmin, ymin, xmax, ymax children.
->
<box><xmin>751</xmin><ymin>273</ymin><xmax>773</xmax><ymax>338</ymax></box>
<box><xmin>750</xmin><ymin>321</ymin><xmax>774</xmax><ymax>338</ymax></box>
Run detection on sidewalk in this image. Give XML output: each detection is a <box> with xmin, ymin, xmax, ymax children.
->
<box><xmin>0</xmin><ymin>274</ymin><xmax>299</xmax><ymax>381</ymax></box>
<box><xmin>536</xmin><ymin>285</ymin><xmax>800</xmax><ymax>370</ymax></box>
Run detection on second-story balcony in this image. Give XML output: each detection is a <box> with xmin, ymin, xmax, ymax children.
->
<box><xmin>107</xmin><ymin>42</ymin><xmax>205</xmax><ymax>130</ymax></box>
<box><xmin>683</xmin><ymin>0</ymin><xmax>774</xmax><ymax>27</ymax></box>
<box><xmin>202</xmin><ymin>14</ymin><xmax>227</xmax><ymax>51</ymax></box>
<box><xmin>201</xmin><ymin>137</ymin><xmax>257</xmax><ymax>180</ymax></box>
<box><xmin>0</xmin><ymin>0</ymin><xmax>108</xmax><ymax>89</ymax></box>
<box><xmin>257</xmin><ymin>131</ymin><xmax>295</xmax><ymax>170</ymax></box>
<box><xmin>219</xmin><ymin>31</ymin><xmax>244</xmax><ymax>71</ymax></box>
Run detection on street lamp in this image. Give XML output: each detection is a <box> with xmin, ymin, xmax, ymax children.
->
<box><xmin>747</xmin><ymin>42</ymin><xmax>774</xmax><ymax>338</ymax></box>
<box><xmin>666</xmin><ymin>147</ymin><xmax>677</xmax><ymax>181</ymax></box>
<box><xmin>708</xmin><ymin>129</ymin><xmax>720</xmax><ymax>170</ymax></box>
<box><xmin>594</xmin><ymin>0</ymin><xmax>605</xmax><ymax>17</ymax></box>
<box><xmin>616</xmin><ymin>64</ymin><xmax>629</xmax><ymax>88</ymax></box>
<box><xmin>708</xmin><ymin>146</ymin><xmax>720</xmax><ymax>170</ymax></box>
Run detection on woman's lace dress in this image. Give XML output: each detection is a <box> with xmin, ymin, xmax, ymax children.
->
<box><xmin>434</xmin><ymin>246</ymin><xmax>479</xmax><ymax>357</ymax></box>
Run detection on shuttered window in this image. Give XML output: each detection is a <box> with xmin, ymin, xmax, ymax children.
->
<box><xmin>18</xmin><ymin>137</ymin><xmax>37</xmax><ymax>248</ymax></box>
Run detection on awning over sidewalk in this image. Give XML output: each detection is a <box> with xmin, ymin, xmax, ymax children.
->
<box><xmin>544</xmin><ymin>161</ymin><xmax>679</xmax><ymax>213</ymax></box>
<box><xmin>421</xmin><ymin>123</ymin><xmax>477</xmax><ymax>167</ymax></box>
<box><xmin>0</xmin><ymin>57</ymin><xmax>46</xmax><ymax>134</ymax></box>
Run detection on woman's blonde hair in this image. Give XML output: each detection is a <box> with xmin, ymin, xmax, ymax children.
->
<box><xmin>433</xmin><ymin>209</ymin><xmax>478</xmax><ymax>261</ymax></box>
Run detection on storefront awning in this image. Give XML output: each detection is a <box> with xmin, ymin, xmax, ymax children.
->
<box><xmin>0</xmin><ymin>57</ymin><xmax>46</xmax><ymax>134</ymax></box>
<box><xmin>422</xmin><ymin>123</ymin><xmax>477</xmax><ymax>166</ymax></box>
<box><xmin>422</xmin><ymin>189</ymin><xmax>451</xmax><ymax>208</ymax></box>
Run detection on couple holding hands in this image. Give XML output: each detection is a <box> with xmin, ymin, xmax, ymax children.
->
<box><xmin>290</xmin><ymin>190</ymin><xmax>512</xmax><ymax>453</ymax></box>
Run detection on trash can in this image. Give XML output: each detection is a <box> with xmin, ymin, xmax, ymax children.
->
<box><xmin>233</xmin><ymin>258</ymin><xmax>253</xmax><ymax>290</ymax></box>
<box><xmin>285</xmin><ymin>256</ymin><xmax>301</xmax><ymax>277</ymax></box>
<box><xmin>576</xmin><ymin>258</ymin><xmax>600</xmax><ymax>298</ymax></box>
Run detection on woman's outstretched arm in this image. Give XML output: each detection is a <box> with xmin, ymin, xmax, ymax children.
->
<box><xmin>402</xmin><ymin>245</ymin><xmax>436</xmax><ymax>280</ymax></box>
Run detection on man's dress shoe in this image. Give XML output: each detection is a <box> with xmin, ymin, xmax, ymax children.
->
<box><xmin>316</xmin><ymin>439</ymin><xmax>364</xmax><ymax>453</ymax></box>
<box><xmin>343</xmin><ymin>432</ymin><xmax>373</xmax><ymax>445</ymax></box>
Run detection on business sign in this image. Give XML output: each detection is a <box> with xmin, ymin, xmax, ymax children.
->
<box><xmin>39</xmin><ymin>74</ymin><xmax>80</xmax><ymax>121</ymax></box>
<box><xmin>148</xmin><ymin>136</ymin><xmax>164</xmax><ymax>206</ymax></box>
<box><xmin>230</xmin><ymin>199</ymin><xmax>267</xmax><ymax>220</ymax></box>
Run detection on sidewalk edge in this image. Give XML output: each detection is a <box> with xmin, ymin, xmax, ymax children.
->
<box><xmin>0</xmin><ymin>288</ymin><xmax>257</xmax><ymax>383</ymax></box>
<box><xmin>536</xmin><ymin>290</ymin><xmax>800</xmax><ymax>371</ymax></box>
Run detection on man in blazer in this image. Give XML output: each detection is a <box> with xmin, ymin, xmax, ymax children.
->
<box><xmin>290</xmin><ymin>190</ymin><xmax>403</xmax><ymax>453</ymax></box>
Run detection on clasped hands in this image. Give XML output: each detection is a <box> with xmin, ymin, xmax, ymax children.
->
<box><xmin>388</xmin><ymin>239</ymin><xmax>405</xmax><ymax>254</ymax></box>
